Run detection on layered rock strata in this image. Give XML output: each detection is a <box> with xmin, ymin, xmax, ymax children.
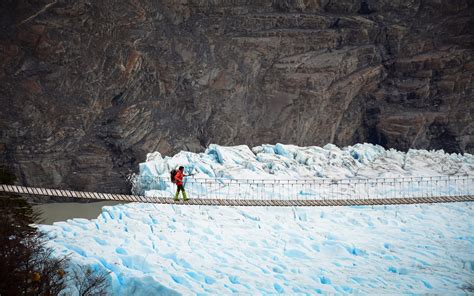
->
<box><xmin>0</xmin><ymin>0</ymin><xmax>472</xmax><ymax>192</ymax></box>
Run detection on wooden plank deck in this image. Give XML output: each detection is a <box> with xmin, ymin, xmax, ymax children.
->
<box><xmin>0</xmin><ymin>185</ymin><xmax>473</xmax><ymax>207</ymax></box>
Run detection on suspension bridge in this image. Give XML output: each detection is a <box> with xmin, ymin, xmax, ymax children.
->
<box><xmin>1</xmin><ymin>175</ymin><xmax>473</xmax><ymax>206</ymax></box>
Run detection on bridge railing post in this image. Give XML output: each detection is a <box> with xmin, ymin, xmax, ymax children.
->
<box><xmin>422</xmin><ymin>177</ymin><xmax>425</xmax><ymax>198</ymax></box>
<box><xmin>400</xmin><ymin>178</ymin><xmax>404</xmax><ymax>199</ymax></box>
<box><xmin>429</xmin><ymin>176</ymin><xmax>433</xmax><ymax>198</ymax></box>
<box><xmin>367</xmin><ymin>179</ymin><xmax>374</xmax><ymax>199</ymax></box>
<box><xmin>464</xmin><ymin>177</ymin><xmax>468</xmax><ymax>195</ymax></box>
<box><xmin>393</xmin><ymin>178</ymin><xmax>397</xmax><ymax>199</ymax></box>
<box><xmin>390</xmin><ymin>178</ymin><xmax>397</xmax><ymax>198</ymax></box>
<box><xmin>451</xmin><ymin>175</ymin><xmax>454</xmax><ymax>197</ymax></box>
<box><xmin>392</xmin><ymin>178</ymin><xmax>396</xmax><ymax>199</ymax></box>
<box><xmin>292</xmin><ymin>181</ymin><xmax>295</xmax><ymax>201</ymax></box>
<box><xmin>442</xmin><ymin>177</ymin><xmax>446</xmax><ymax>197</ymax></box>
<box><xmin>330</xmin><ymin>180</ymin><xmax>334</xmax><ymax>200</ymax></box>
<box><xmin>456</xmin><ymin>176</ymin><xmax>459</xmax><ymax>197</ymax></box>
<box><xmin>365</xmin><ymin>178</ymin><xmax>368</xmax><ymax>200</ymax></box>
<box><xmin>427</xmin><ymin>176</ymin><xmax>431</xmax><ymax>198</ymax></box>
<box><xmin>429</xmin><ymin>176</ymin><xmax>432</xmax><ymax>197</ymax></box>
<box><xmin>364</xmin><ymin>178</ymin><xmax>372</xmax><ymax>199</ymax></box>
<box><xmin>454</xmin><ymin>176</ymin><xmax>457</xmax><ymax>197</ymax></box>
<box><xmin>451</xmin><ymin>176</ymin><xmax>455</xmax><ymax>197</ymax></box>
<box><xmin>444</xmin><ymin>177</ymin><xmax>451</xmax><ymax>196</ymax></box>
<box><xmin>363</xmin><ymin>178</ymin><xmax>370</xmax><ymax>199</ymax></box>
<box><xmin>380</xmin><ymin>179</ymin><xmax>384</xmax><ymax>199</ymax></box>
<box><xmin>463</xmin><ymin>176</ymin><xmax>466</xmax><ymax>196</ymax></box>
<box><xmin>399</xmin><ymin>178</ymin><xmax>402</xmax><ymax>199</ymax></box>
<box><xmin>425</xmin><ymin>176</ymin><xmax>428</xmax><ymax>198</ymax></box>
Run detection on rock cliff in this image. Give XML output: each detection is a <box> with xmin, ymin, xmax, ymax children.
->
<box><xmin>1</xmin><ymin>0</ymin><xmax>472</xmax><ymax>192</ymax></box>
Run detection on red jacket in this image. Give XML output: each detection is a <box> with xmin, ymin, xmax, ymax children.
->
<box><xmin>174</xmin><ymin>170</ymin><xmax>184</xmax><ymax>186</ymax></box>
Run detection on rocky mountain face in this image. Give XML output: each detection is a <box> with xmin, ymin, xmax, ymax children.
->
<box><xmin>1</xmin><ymin>0</ymin><xmax>472</xmax><ymax>192</ymax></box>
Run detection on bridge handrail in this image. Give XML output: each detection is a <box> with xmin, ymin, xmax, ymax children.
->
<box><xmin>136</xmin><ymin>174</ymin><xmax>473</xmax><ymax>185</ymax></box>
<box><xmin>132</xmin><ymin>174</ymin><xmax>473</xmax><ymax>201</ymax></box>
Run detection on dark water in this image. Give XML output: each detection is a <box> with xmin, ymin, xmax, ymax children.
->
<box><xmin>33</xmin><ymin>201</ymin><xmax>126</xmax><ymax>225</ymax></box>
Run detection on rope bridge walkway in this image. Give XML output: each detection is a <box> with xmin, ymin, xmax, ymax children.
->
<box><xmin>1</xmin><ymin>175</ymin><xmax>473</xmax><ymax>206</ymax></box>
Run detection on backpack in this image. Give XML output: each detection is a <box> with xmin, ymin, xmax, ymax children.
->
<box><xmin>170</xmin><ymin>169</ymin><xmax>178</xmax><ymax>183</ymax></box>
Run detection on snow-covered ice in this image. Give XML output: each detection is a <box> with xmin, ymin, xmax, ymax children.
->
<box><xmin>39</xmin><ymin>203</ymin><xmax>474</xmax><ymax>295</ymax></box>
<box><xmin>133</xmin><ymin>143</ymin><xmax>473</xmax><ymax>199</ymax></box>
<box><xmin>36</xmin><ymin>143</ymin><xmax>474</xmax><ymax>295</ymax></box>
<box><xmin>135</xmin><ymin>143</ymin><xmax>473</xmax><ymax>185</ymax></box>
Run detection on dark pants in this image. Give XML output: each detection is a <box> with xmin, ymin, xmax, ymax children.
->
<box><xmin>175</xmin><ymin>185</ymin><xmax>187</xmax><ymax>199</ymax></box>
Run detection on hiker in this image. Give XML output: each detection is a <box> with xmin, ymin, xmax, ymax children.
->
<box><xmin>173</xmin><ymin>166</ymin><xmax>188</xmax><ymax>201</ymax></box>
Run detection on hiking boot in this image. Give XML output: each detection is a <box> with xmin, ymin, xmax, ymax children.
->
<box><xmin>174</xmin><ymin>197</ymin><xmax>179</xmax><ymax>202</ymax></box>
<box><xmin>183</xmin><ymin>197</ymin><xmax>188</xmax><ymax>202</ymax></box>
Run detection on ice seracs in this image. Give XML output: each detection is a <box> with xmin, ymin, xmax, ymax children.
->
<box><xmin>133</xmin><ymin>143</ymin><xmax>473</xmax><ymax>195</ymax></box>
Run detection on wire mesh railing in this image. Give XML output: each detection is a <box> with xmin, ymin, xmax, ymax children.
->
<box><xmin>133</xmin><ymin>175</ymin><xmax>473</xmax><ymax>201</ymax></box>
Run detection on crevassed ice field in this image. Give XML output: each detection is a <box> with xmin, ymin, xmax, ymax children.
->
<box><xmin>38</xmin><ymin>143</ymin><xmax>474</xmax><ymax>295</ymax></box>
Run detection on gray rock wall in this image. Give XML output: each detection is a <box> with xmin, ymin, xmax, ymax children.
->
<box><xmin>1</xmin><ymin>0</ymin><xmax>472</xmax><ymax>192</ymax></box>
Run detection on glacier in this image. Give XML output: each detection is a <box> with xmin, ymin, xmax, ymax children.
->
<box><xmin>39</xmin><ymin>203</ymin><xmax>474</xmax><ymax>295</ymax></box>
<box><xmin>36</xmin><ymin>143</ymin><xmax>474</xmax><ymax>295</ymax></box>
<box><xmin>132</xmin><ymin>143</ymin><xmax>473</xmax><ymax>199</ymax></box>
<box><xmin>135</xmin><ymin>143</ymin><xmax>474</xmax><ymax>183</ymax></box>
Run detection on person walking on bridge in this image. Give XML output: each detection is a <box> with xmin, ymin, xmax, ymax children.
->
<box><xmin>174</xmin><ymin>166</ymin><xmax>188</xmax><ymax>202</ymax></box>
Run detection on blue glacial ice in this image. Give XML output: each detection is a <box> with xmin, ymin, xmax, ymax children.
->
<box><xmin>36</xmin><ymin>143</ymin><xmax>474</xmax><ymax>295</ymax></box>
<box><xmin>38</xmin><ymin>202</ymin><xmax>474</xmax><ymax>295</ymax></box>
<box><xmin>135</xmin><ymin>143</ymin><xmax>474</xmax><ymax>187</ymax></box>
<box><xmin>132</xmin><ymin>143</ymin><xmax>473</xmax><ymax>199</ymax></box>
